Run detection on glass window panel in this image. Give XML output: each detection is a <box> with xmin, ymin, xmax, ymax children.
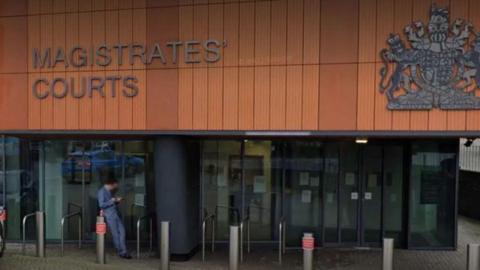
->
<box><xmin>323</xmin><ymin>143</ymin><xmax>339</xmax><ymax>243</ymax></box>
<box><xmin>202</xmin><ymin>140</ymin><xmax>242</xmax><ymax>241</ymax></box>
<box><xmin>383</xmin><ymin>146</ymin><xmax>404</xmax><ymax>247</ymax></box>
<box><xmin>84</xmin><ymin>141</ymin><xmax>122</xmax><ymax>240</ymax></box>
<box><xmin>122</xmin><ymin>141</ymin><xmax>152</xmax><ymax>240</ymax></box>
<box><xmin>5</xmin><ymin>139</ymin><xmax>40</xmax><ymax>241</ymax></box>
<box><xmin>339</xmin><ymin>142</ymin><xmax>359</xmax><ymax>243</ymax></box>
<box><xmin>409</xmin><ymin>142</ymin><xmax>457</xmax><ymax>248</ymax></box>
<box><xmin>244</xmin><ymin>140</ymin><xmax>281</xmax><ymax>241</ymax></box>
<box><xmin>2</xmin><ymin>138</ymin><xmax>30</xmax><ymax>240</ymax></box>
<box><xmin>284</xmin><ymin>141</ymin><xmax>323</xmax><ymax>246</ymax></box>
<box><xmin>41</xmin><ymin>141</ymin><xmax>84</xmax><ymax>240</ymax></box>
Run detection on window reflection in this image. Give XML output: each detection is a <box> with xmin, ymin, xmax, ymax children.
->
<box><xmin>409</xmin><ymin>142</ymin><xmax>456</xmax><ymax>248</ymax></box>
<box><xmin>0</xmin><ymin>139</ymin><xmax>153</xmax><ymax>242</ymax></box>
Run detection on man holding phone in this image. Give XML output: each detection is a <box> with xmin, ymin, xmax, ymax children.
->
<box><xmin>97</xmin><ymin>178</ymin><xmax>131</xmax><ymax>259</ymax></box>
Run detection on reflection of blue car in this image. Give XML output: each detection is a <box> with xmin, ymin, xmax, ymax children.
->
<box><xmin>61</xmin><ymin>148</ymin><xmax>144</xmax><ymax>181</ymax></box>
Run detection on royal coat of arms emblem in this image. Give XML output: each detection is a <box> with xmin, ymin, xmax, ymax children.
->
<box><xmin>379</xmin><ymin>5</ymin><xmax>480</xmax><ymax>110</ymax></box>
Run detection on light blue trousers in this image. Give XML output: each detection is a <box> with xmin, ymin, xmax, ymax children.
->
<box><xmin>105</xmin><ymin>213</ymin><xmax>127</xmax><ymax>256</ymax></box>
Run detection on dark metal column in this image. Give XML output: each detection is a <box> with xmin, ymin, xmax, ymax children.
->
<box><xmin>154</xmin><ymin>137</ymin><xmax>200</xmax><ymax>259</ymax></box>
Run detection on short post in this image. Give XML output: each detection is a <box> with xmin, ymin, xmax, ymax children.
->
<box><xmin>229</xmin><ymin>225</ymin><xmax>239</xmax><ymax>270</ymax></box>
<box><xmin>96</xmin><ymin>215</ymin><xmax>106</xmax><ymax>264</ymax></box>
<box><xmin>278</xmin><ymin>221</ymin><xmax>283</xmax><ymax>265</ymax></box>
<box><xmin>161</xmin><ymin>221</ymin><xmax>170</xmax><ymax>270</ymax></box>
<box><xmin>202</xmin><ymin>219</ymin><xmax>206</xmax><ymax>261</ymax></box>
<box><xmin>0</xmin><ymin>207</ymin><xmax>6</xmax><ymax>249</ymax></box>
<box><xmin>239</xmin><ymin>221</ymin><xmax>243</xmax><ymax>263</ymax></box>
<box><xmin>137</xmin><ymin>220</ymin><xmax>141</xmax><ymax>259</ymax></box>
<box><xmin>383</xmin><ymin>238</ymin><xmax>394</xmax><ymax>270</ymax></box>
<box><xmin>302</xmin><ymin>233</ymin><xmax>314</xmax><ymax>270</ymax></box>
<box><xmin>467</xmin><ymin>244</ymin><xmax>480</xmax><ymax>270</ymax></box>
<box><xmin>0</xmin><ymin>207</ymin><xmax>6</xmax><ymax>236</ymax></box>
<box><xmin>35</xmin><ymin>211</ymin><xmax>45</xmax><ymax>258</ymax></box>
<box><xmin>211</xmin><ymin>216</ymin><xmax>215</xmax><ymax>253</ymax></box>
<box><xmin>149</xmin><ymin>218</ymin><xmax>153</xmax><ymax>254</ymax></box>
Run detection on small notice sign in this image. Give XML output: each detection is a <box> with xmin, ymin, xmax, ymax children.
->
<box><xmin>96</xmin><ymin>222</ymin><xmax>107</xmax><ymax>235</ymax></box>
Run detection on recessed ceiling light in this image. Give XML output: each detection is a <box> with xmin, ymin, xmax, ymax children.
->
<box><xmin>355</xmin><ymin>138</ymin><xmax>368</xmax><ymax>144</ymax></box>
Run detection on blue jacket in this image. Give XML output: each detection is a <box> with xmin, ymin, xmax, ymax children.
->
<box><xmin>97</xmin><ymin>186</ymin><xmax>118</xmax><ymax>216</ymax></box>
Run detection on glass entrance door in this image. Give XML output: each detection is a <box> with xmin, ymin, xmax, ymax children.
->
<box><xmin>359</xmin><ymin>145</ymin><xmax>383</xmax><ymax>246</ymax></box>
<box><xmin>201</xmin><ymin>140</ymin><xmax>406</xmax><ymax>248</ymax></box>
<box><xmin>338</xmin><ymin>144</ymin><xmax>386</xmax><ymax>247</ymax></box>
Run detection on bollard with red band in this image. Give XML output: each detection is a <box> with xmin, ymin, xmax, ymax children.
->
<box><xmin>96</xmin><ymin>222</ymin><xmax>107</xmax><ymax>235</ymax></box>
<box><xmin>0</xmin><ymin>209</ymin><xmax>7</xmax><ymax>222</ymax></box>
<box><xmin>302</xmin><ymin>235</ymin><xmax>314</xmax><ymax>250</ymax></box>
<box><xmin>0</xmin><ymin>207</ymin><xmax>6</xmax><ymax>255</ymax></box>
<box><xmin>96</xmin><ymin>216</ymin><xmax>106</xmax><ymax>264</ymax></box>
<box><xmin>302</xmin><ymin>233</ymin><xmax>314</xmax><ymax>270</ymax></box>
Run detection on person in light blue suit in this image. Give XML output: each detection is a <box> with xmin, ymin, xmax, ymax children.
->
<box><xmin>97</xmin><ymin>178</ymin><xmax>131</xmax><ymax>259</ymax></box>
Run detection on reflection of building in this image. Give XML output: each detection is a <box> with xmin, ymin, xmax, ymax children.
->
<box><xmin>459</xmin><ymin>139</ymin><xmax>480</xmax><ymax>221</ymax></box>
<box><xmin>0</xmin><ymin>0</ymin><xmax>473</xmax><ymax>259</ymax></box>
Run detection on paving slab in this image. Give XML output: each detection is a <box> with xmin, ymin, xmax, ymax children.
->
<box><xmin>0</xmin><ymin>216</ymin><xmax>478</xmax><ymax>270</ymax></box>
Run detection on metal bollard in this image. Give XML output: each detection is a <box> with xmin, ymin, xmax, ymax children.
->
<box><xmin>467</xmin><ymin>244</ymin><xmax>480</xmax><ymax>270</ymax></box>
<box><xmin>229</xmin><ymin>226</ymin><xmax>239</xmax><ymax>270</ymax></box>
<box><xmin>383</xmin><ymin>238</ymin><xmax>394</xmax><ymax>270</ymax></box>
<box><xmin>96</xmin><ymin>216</ymin><xmax>106</xmax><ymax>264</ymax></box>
<box><xmin>35</xmin><ymin>212</ymin><xmax>45</xmax><ymax>258</ymax></box>
<box><xmin>239</xmin><ymin>221</ymin><xmax>243</xmax><ymax>263</ymax></box>
<box><xmin>278</xmin><ymin>220</ymin><xmax>283</xmax><ymax>265</ymax></box>
<box><xmin>302</xmin><ymin>233</ymin><xmax>314</xmax><ymax>270</ymax></box>
<box><xmin>161</xmin><ymin>221</ymin><xmax>170</xmax><ymax>270</ymax></box>
<box><xmin>0</xmin><ymin>207</ymin><xmax>6</xmax><ymax>238</ymax></box>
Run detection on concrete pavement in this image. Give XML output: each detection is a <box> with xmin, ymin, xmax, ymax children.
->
<box><xmin>0</xmin><ymin>216</ymin><xmax>479</xmax><ymax>270</ymax></box>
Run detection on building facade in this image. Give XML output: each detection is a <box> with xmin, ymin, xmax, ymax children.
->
<box><xmin>0</xmin><ymin>0</ymin><xmax>477</xmax><ymax>258</ymax></box>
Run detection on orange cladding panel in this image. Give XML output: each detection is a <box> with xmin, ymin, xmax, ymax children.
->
<box><xmin>0</xmin><ymin>0</ymin><xmax>478</xmax><ymax>133</ymax></box>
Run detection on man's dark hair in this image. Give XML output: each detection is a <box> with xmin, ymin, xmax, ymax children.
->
<box><xmin>104</xmin><ymin>178</ymin><xmax>118</xmax><ymax>185</ymax></box>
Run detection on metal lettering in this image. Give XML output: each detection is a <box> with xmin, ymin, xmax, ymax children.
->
<box><xmin>129</xmin><ymin>43</ymin><xmax>147</xmax><ymax>65</ymax></box>
<box><xmin>123</xmin><ymin>76</ymin><xmax>139</xmax><ymax>97</ymax></box>
<box><xmin>88</xmin><ymin>76</ymin><xmax>106</xmax><ymax>97</ymax></box>
<box><xmin>148</xmin><ymin>43</ymin><xmax>167</xmax><ymax>64</ymax></box>
<box><xmin>96</xmin><ymin>44</ymin><xmax>112</xmax><ymax>67</ymax></box>
<box><xmin>203</xmin><ymin>40</ymin><xmax>221</xmax><ymax>63</ymax></box>
<box><xmin>71</xmin><ymin>77</ymin><xmax>87</xmax><ymax>98</ymax></box>
<box><xmin>32</xmin><ymin>48</ymin><xmax>51</xmax><ymax>69</ymax></box>
<box><xmin>51</xmin><ymin>77</ymin><xmax>69</xmax><ymax>98</ymax></box>
<box><xmin>167</xmin><ymin>41</ymin><xmax>183</xmax><ymax>64</ymax></box>
<box><xmin>105</xmin><ymin>75</ymin><xmax>122</xmax><ymax>97</ymax></box>
<box><xmin>184</xmin><ymin>41</ymin><xmax>201</xmax><ymax>64</ymax></box>
<box><xmin>113</xmin><ymin>43</ymin><xmax>128</xmax><ymax>66</ymax></box>
<box><xmin>32</xmin><ymin>78</ymin><xmax>49</xmax><ymax>99</ymax></box>
<box><xmin>53</xmin><ymin>48</ymin><xmax>69</xmax><ymax>68</ymax></box>
<box><xmin>70</xmin><ymin>46</ymin><xmax>88</xmax><ymax>67</ymax></box>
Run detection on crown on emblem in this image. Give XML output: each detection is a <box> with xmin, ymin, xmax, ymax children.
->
<box><xmin>430</xmin><ymin>4</ymin><xmax>449</xmax><ymax>19</ymax></box>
